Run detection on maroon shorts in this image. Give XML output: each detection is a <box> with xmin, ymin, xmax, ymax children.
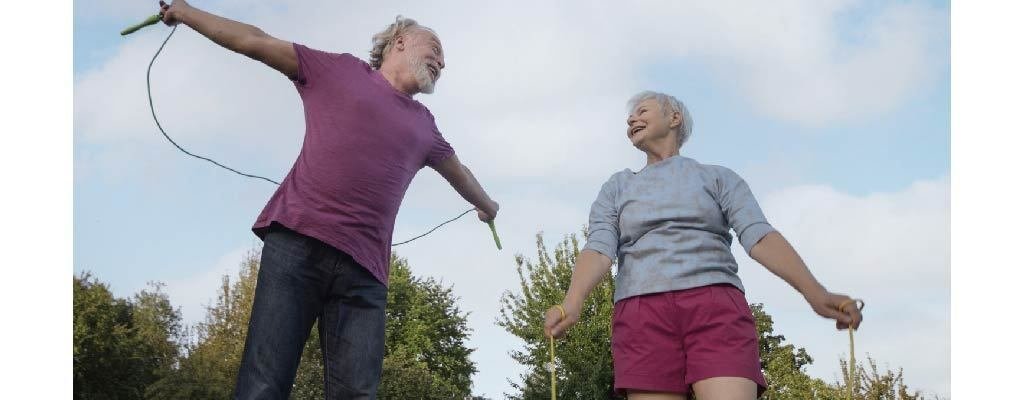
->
<box><xmin>611</xmin><ymin>284</ymin><xmax>767</xmax><ymax>396</ymax></box>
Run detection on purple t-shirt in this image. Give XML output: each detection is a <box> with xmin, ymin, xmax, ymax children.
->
<box><xmin>253</xmin><ymin>44</ymin><xmax>455</xmax><ymax>285</ymax></box>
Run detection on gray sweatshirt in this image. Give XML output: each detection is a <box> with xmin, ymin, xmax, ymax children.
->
<box><xmin>583</xmin><ymin>156</ymin><xmax>775</xmax><ymax>302</ymax></box>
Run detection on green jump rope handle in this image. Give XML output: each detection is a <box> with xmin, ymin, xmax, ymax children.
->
<box><xmin>487</xmin><ymin>220</ymin><xmax>502</xmax><ymax>250</ymax></box>
<box><xmin>121</xmin><ymin>14</ymin><xmax>162</xmax><ymax>36</ymax></box>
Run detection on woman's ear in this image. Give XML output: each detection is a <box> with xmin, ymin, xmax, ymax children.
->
<box><xmin>669</xmin><ymin>111</ymin><xmax>683</xmax><ymax>129</ymax></box>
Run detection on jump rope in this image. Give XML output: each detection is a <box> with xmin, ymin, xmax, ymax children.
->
<box><xmin>125</xmin><ymin>14</ymin><xmax>864</xmax><ymax>400</ymax></box>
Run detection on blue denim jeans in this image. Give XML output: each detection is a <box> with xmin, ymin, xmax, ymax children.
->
<box><xmin>234</xmin><ymin>225</ymin><xmax>387</xmax><ymax>399</ymax></box>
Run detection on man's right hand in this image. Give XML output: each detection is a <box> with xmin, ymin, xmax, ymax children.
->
<box><xmin>159</xmin><ymin>0</ymin><xmax>190</xmax><ymax>26</ymax></box>
<box><xmin>476</xmin><ymin>200</ymin><xmax>499</xmax><ymax>222</ymax></box>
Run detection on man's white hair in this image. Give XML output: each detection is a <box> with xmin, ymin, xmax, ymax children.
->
<box><xmin>627</xmin><ymin>91</ymin><xmax>694</xmax><ymax>149</ymax></box>
<box><xmin>368</xmin><ymin>15</ymin><xmax>434</xmax><ymax>70</ymax></box>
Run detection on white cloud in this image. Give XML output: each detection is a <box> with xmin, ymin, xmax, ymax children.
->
<box><xmin>75</xmin><ymin>0</ymin><xmax>948</xmax><ymax>184</ymax></box>
<box><xmin>77</xmin><ymin>0</ymin><xmax>159</xmax><ymax>22</ymax></box>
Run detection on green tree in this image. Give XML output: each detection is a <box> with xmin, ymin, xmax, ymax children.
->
<box><xmin>836</xmin><ymin>356</ymin><xmax>935</xmax><ymax>400</ymax></box>
<box><xmin>132</xmin><ymin>282</ymin><xmax>186</xmax><ymax>388</ymax></box>
<box><xmin>149</xmin><ymin>249</ymin><xmax>478</xmax><ymax>399</ymax></box>
<box><xmin>74</xmin><ymin>272</ymin><xmax>138</xmax><ymax>398</ymax></box>
<box><xmin>498</xmin><ymin>232</ymin><xmax>619</xmax><ymax>400</ymax></box>
<box><xmin>289</xmin><ymin>324</ymin><xmax>327</xmax><ymax>399</ymax></box>
<box><xmin>146</xmin><ymin>249</ymin><xmax>260</xmax><ymax>399</ymax></box>
<box><xmin>754</xmin><ymin>303</ymin><xmax>839</xmax><ymax>400</ymax></box>
<box><xmin>73</xmin><ymin>272</ymin><xmax>183</xmax><ymax>399</ymax></box>
<box><xmin>379</xmin><ymin>255</ymin><xmax>477</xmax><ymax>398</ymax></box>
<box><xmin>290</xmin><ymin>255</ymin><xmax>478</xmax><ymax>399</ymax></box>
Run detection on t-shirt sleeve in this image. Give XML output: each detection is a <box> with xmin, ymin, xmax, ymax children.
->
<box><xmin>423</xmin><ymin>110</ymin><xmax>455</xmax><ymax>168</ymax></box>
<box><xmin>583</xmin><ymin>174</ymin><xmax>622</xmax><ymax>262</ymax></box>
<box><xmin>714</xmin><ymin>167</ymin><xmax>776</xmax><ymax>254</ymax></box>
<box><xmin>291</xmin><ymin>43</ymin><xmax>362</xmax><ymax>88</ymax></box>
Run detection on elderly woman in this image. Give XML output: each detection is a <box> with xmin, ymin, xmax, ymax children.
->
<box><xmin>544</xmin><ymin>91</ymin><xmax>863</xmax><ymax>400</ymax></box>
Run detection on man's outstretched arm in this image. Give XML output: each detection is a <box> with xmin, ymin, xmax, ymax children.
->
<box><xmin>160</xmin><ymin>0</ymin><xmax>298</xmax><ymax>79</ymax></box>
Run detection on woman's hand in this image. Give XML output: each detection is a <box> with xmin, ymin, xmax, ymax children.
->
<box><xmin>543</xmin><ymin>304</ymin><xmax>580</xmax><ymax>339</ymax></box>
<box><xmin>806</xmin><ymin>290</ymin><xmax>864</xmax><ymax>330</ymax></box>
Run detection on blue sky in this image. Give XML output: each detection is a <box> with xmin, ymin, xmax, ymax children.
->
<box><xmin>73</xmin><ymin>1</ymin><xmax>950</xmax><ymax>397</ymax></box>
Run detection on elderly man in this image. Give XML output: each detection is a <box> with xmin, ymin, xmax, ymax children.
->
<box><xmin>158</xmin><ymin>1</ymin><xmax>499</xmax><ymax>398</ymax></box>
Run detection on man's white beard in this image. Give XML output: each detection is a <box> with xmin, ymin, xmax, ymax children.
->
<box><xmin>409</xmin><ymin>57</ymin><xmax>437</xmax><ymax>94</ymax></box>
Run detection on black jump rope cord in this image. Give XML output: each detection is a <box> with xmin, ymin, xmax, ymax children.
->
<box><xmin>146</xmin><ymin>26</ymin><xmax>474</xmax><ymax>247</ymax></box>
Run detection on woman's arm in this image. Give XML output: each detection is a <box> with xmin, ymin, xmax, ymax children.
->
<box><xmin>750</xmin><ymin>231</ymin><xmax>863</xmax><ymax>329</ymax></box>
<box><xmin>544</xmin><ymin>249</ymin><xmax>615</xmax><ymax>338</ymax></box>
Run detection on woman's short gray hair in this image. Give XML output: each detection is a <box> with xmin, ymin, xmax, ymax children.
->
<box><xmin>627</xmin><ymin>91</ymin><xmax>694</xmax><ymax>149</ymax></box>
<box><xmin>369</xmin><ymin>15</ymin><xmax>433</xmax><ymax>70</ymax></box>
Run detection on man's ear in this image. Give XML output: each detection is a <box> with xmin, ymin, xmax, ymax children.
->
<box><xmin>394</xmin><ymin>35</ymin><xmax>406</xmax><ymax>52</ymax></box>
